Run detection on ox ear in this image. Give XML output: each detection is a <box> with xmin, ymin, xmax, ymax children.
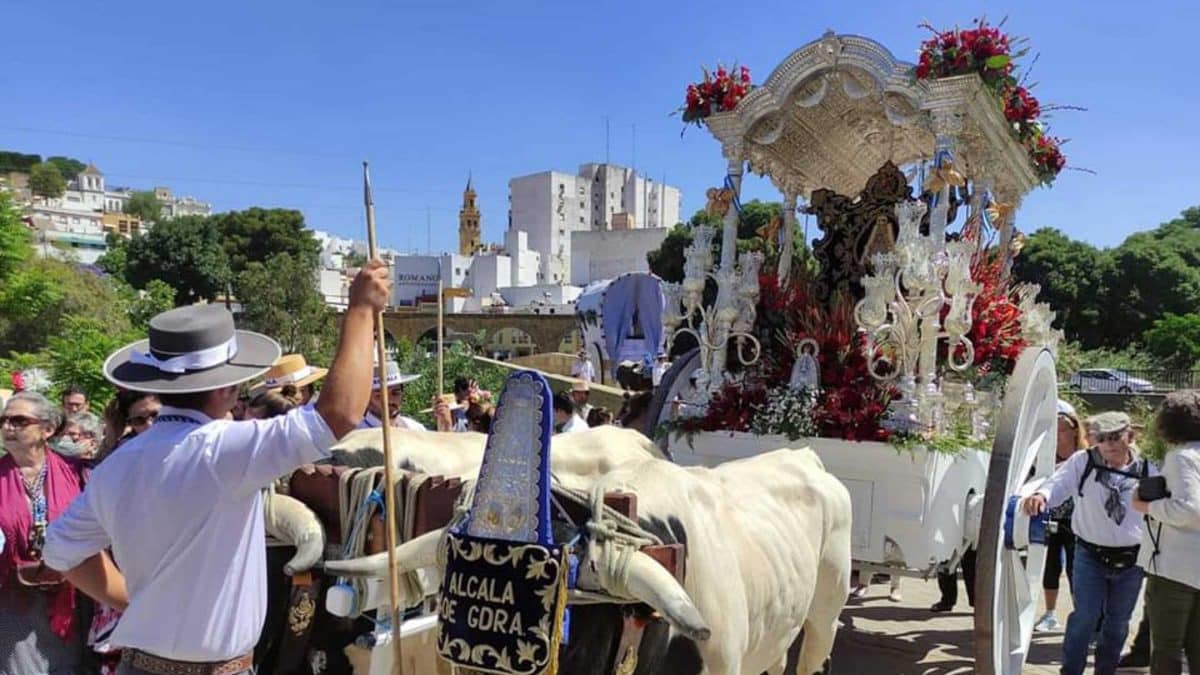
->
<box><xmin>623</xmin><ymin>551</ymin><xmax>712</xmax><ymax>642</ymax></box>
<box><xmin>322</xmin><ymin>527</ymin><xmax>446</xmax><ymax>578</ymax></box>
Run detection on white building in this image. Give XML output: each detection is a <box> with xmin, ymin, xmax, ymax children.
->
<box><xmin>389</xmin><ymin>230</ymin><xmax>545</xmax><ymax>310</ymax></box>
<box><xmin>508</xmin><ymin>163</ymin><xmax>681</xmax><ymax>285</ymax></box>
<box><xmin>569</xmin><ymin>227</ymin><xmax>672</xmax><ymax>286</ymax></box>
<box><xmin>153</xmin><ymin>187</ymin><xmax>212</xmax><ymax>218</ymax></box>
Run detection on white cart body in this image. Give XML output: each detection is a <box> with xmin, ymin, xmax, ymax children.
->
<box><xmin>668</xmin><ymin>433</ymin><xmax>988</xmax><ymax>574</ymax></box>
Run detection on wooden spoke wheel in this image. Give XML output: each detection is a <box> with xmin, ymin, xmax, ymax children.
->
<box><xmin>974</xmin><ymin>347</ymin><xmax>1058</xmax><ymax>674</ymax></box>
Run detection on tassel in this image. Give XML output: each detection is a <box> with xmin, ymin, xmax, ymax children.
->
<box><xmin>544</xmin><ymin>557</ymin><xmax>570</xmax><ymax>675</ymax></box>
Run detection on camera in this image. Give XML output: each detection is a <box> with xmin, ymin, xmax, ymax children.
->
<box><xmin>1138</xmin><ymin>475</ymin><xmax>1171</xmax><ymax>502</ymax></box>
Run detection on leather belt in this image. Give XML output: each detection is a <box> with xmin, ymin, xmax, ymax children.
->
<box><xmin>125</xmin><ymin>649</ymin><xmax>253</xmax><ymax>675</ymax></box>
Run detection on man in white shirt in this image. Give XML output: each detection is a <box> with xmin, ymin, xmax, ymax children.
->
<box><xmin>43</xmin><ymin>261</ymin><xmax>391</xmax><ymax>674</ymax></box>
<box><xmin>359</xmin><ymin>360</ymin><xmax>425</xmax><ymax>431</ymax></box>
<box><xmin>552</xmin><ymin>390</ymin><xmax>586</xmax><ymax>433</ymax></box>
<box><xmin>570</xmin><ymin>349</ymin><xmax>595</xmax><ymax>384</ymax></box>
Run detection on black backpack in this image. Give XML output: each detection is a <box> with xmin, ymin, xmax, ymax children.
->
<box><xmin>1077</xmin><ymin>447</ymin><xmax>1149</xmax><ymax>497</ymax></box>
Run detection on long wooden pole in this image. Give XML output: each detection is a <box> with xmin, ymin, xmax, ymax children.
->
<box><xmin>437</xmin><ymin>279</ymin><xmax>444</xmax><ymax>396</ymax></box>
<box><xmin>362</xmin><ymin>161</ymin><xmax>404</xmax><ymax>670</ymax></box>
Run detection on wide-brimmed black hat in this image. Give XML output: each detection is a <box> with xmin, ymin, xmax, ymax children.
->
<box><xmin>103</xmin><ymin>305</ymin><xmax>281</xmax><ymax>394</ymax></box>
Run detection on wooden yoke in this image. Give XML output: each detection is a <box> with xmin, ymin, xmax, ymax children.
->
<box><xmin>602</xmin><ymin>491</ymin><xmax>686</xmax><ymax>585</ymax></box>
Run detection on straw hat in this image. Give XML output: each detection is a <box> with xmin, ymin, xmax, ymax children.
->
<box><xmin>254</xmin><ymin>354</ymin><xmax>327</xmax><ymax>393</ymax></box>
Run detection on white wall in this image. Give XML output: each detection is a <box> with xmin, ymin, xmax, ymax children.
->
<box><xmin>569</xmin><ymin>227</ymin><xmax>671</xmax><ymax>286</ymax></box>
<box><xmin>503</xmin><ymin>229</ymin><xmax>541</xmax><ymax>287</ymax></box>
<box><xmin>319</xmin><ymin>269</ymin><xmax>348</xmax><ymax>309</ymax></box>
<box><xmin>471</xmin><ymin>253</ymin><xmax>511</xmax><ymax>298</ymax></box>
<box><xmin>499</xmin><ymin>283</ymin><xmax>581</xmax><ymax>309</ymax></box>
<box><xmin>508</xmin><ymin>171</ymin><xmax>588</xmax><ymax>284</ymax></box>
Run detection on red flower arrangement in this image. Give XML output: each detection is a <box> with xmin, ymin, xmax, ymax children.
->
<box><xmin>679</xmin><ymin>64</ymin><xmax>752</xmax><ymax>127</ymax></box>
<box><xmin>914</xmin><ymin>18</ymin><xmax>1067</xmax><ymax>185</ymax></box>
<box><xmin>964</xmin><ymin>254</ymin><xmax>1027</xmax><ymax>376</ymax></box>
<box><xmin>1027</xmin><ymin>132</ymin><xmax>1066</xmax><ymax>184</ymax></box>
<box><xmin>915</xmin><ymin>19</ymin><xmax>1014</xmax><ymax>86</ymax></box>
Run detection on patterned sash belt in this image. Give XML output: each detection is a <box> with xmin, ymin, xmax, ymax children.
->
<box><xmin>125</xmin><ymin>649</ymin><xmax>253</xmax><ymax>675</ymax></box>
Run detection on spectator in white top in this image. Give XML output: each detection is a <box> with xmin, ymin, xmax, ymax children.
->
<box><xmin>42</xmin><ymin>261</ymin><xmax>390</xmax><ymax>674</ymax></box>
<box><xmin>1132</xmin><ymin>390</ymin><xmax>1200</xmax><ymax>674</ymax></box>
<box><xmin>569</xmin><ymin>380</ymin><xmax>593</xmax><ymax>422</ymax></box>
<box><xmin>1023</xmin><ymin>410</ymin><xmax>1158</xmax><ymax>675</ymax></box>
<box><xmin>552</xmin><ymin>391</ymin><xmax>586</xmax><ymax>433</ymax></box>
<box><xmin>570</xmin><ymin>349</ymin><xmax>595</xmax><ymax>384</ymax></box>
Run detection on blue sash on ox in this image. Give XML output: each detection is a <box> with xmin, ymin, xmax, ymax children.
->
<box><xmin>436</xmin><ymin>370</ymin><xmax>568</xmax><ymax>675</ymax></box>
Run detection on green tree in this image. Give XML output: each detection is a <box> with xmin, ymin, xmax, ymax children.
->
<box><xmin>343</xmin><ymin>250</ymin><xmax>368</xmax><ymax>268</ymax></box>
<box><xmin>0</xmin><ymin>151</ymin><xmax>41</xmax><ymax>174</ymax></box>
<box><xmin>234</xmin><ymin>253</ymin><xmax>337</xmax><ymax>364</ymax></box>
<box><xmin>28</xmin><ymin>162</ymin><xmax>66</xmax><ymax>199</ymax></box>
<box><xmin>0</xmin><ymin>257</ymin><xmax>131</xmax><ymax>355</ymax></box>
<box><xmin>44</xmin><ymin>157</ymin><xmax>86</xmax><ymax>181</ymax></box>
<box><xmin>210</xmin><ymin>208</ymin><xmax>321</xmax><ymax>276</ymax></box>
<box><xmin>1100</xmin><ymin>215</ymin><xmax>1200</xmax><ymax>348</ymax></box>
<box><xmin>122</xmin><ymin>279</ymin><xmax>176</xmax><ymax>331</ymax></box>
<box><xmin>96</xmin><ymin>233</ymin><xmax>128</xmax><ymax>279</ymax></box>
<box><xmin>124</xmin><ymin>190</ymin><xmax>163</xmax><ymax>223</ymax></box>
<box><xmin>1143</xmin><ymin>313</ymin><xmax>1200</xmax><ymax>369</ymax></box>
<box><xmin>45</xmin><ymin>315</ymin><xmax>138</xmax><ymax>410</ymax></box>
<box><xmin>125</xmin><ymin>215</ymin><xmax>231</xmax><ymax>305</ymax></box>
<box><xmin>1011</xmin><ymin>228</ymin><xmax>1105</xmax><ymax>347</ymax></box>
<box><xmin>397</xmin><ymin>341</ymin><xmax>510</xmax><ymax>427</ymax></box>
<box><xmin>0</xmin><ymin>190</ymin><xmax>31</xmax><ymax>282</ymax></box>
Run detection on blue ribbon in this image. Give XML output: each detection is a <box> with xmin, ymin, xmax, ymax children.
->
<box><xmin>979</xmin><ymin>189</ymin><xmax>994</xmax><ymax>233</ymax></box>
<box><xmin>931</xmin><ymin>146</ymin><xmax>954</xmax><ymax>207</ymax></box>
<box><xmin>723</xmin><ymin>174</ymin><xmax>743</xmax><ymax>216</ymax></box>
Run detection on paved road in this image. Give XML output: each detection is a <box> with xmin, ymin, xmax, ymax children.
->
<box><xmin>831</xmin><ymin>574</ymin><xmax>1150</xmax><ymax>674</ymax></box>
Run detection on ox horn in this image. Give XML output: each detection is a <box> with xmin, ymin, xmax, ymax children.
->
<box><xmin>322</xmin><ymin>527</ymin><xmax>446</xmax><ymax>577</ymax></box>
<box><xmin>624</xmin><ymin>550</ymin><xmax>712</xmax><ymax>642</ymax></box>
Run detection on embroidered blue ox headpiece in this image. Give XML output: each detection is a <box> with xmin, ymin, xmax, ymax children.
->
<box><xmin>436</xmin><ymin>370</ymin><xmax>568</xmax><ymax>675</ymax></box>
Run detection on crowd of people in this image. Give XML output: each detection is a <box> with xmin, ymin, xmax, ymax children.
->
<box><xmin>7</xmin><ymin>261</ymin><xmax>1197</xmax><ymax>675</ymax></box>
<box><xmin>0</xmin><ymin>263</ymin><xmax>663</xmax><ymax>675</ymax></box>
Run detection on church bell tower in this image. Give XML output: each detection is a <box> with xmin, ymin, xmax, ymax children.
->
<box><xmin>459</xmin><ymin>175</ymin><xmax>481</xmax><ymax>255</ymax></box>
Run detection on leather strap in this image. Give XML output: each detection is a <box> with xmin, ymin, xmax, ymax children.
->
<box><xmin>612</xmin><ymin>612</ymin><xmax>647</xmax><ymax>675</ymax></box>
<box><xmin>126</xmin><ymin>650</ymin><xmax>252</xmax><ymax>675</ymax></box>
<box><xmin>274</xmin><ymin>570</ymin><xmax>322</xmax><ymax>673</ymax></box>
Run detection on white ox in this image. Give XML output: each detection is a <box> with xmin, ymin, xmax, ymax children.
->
<box><xmin>325</xmin><ymin>425</ymin><xmax>666</xmax><ymax>490</ymax></box>
<box><xmin>327</xmin><ymin>446</ymin><xmax>853</xmax><ymax>675</ymax></box>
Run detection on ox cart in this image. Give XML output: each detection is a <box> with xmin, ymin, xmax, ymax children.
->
<box><xmin>267</xmin><ymin>26</ymin><xmax>1069</xmax><ymax>675</ymax></box>
<box><xmin>642</xmin><ymin>27</ymin><xmax>1069</xmax><ymax>675</ymax></box>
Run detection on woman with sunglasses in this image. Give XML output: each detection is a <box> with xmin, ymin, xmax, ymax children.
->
<box><xmin>1023</xmin><ymin>411</ymin><xmax>1158</xmax><ymax>675</ymax></box>
<box><xmin>98</xmin><ymin>390</ymin><xmax>160</xmax><ymax>459</ymax></box>
<box><xmin>0</xmin><ymin>391</ymin><xmax>88</xmax><ymax>675</ymax></box>
<box><xmin>1035</xmin><ymin>400</ymin><xmax>1089</xmax><ymax>632</ymax></box>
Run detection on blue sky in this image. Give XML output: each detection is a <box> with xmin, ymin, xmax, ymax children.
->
<box><xmin>3</xmin><ymin>0</ymin><xmax>1195</xmax><ymax>252</ymax></box>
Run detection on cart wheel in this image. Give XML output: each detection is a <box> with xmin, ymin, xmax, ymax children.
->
<box><xmin>974</xmin><ymin>347</ymin><xmax>1058</xmax><ymax>674</ymax></box>
<box><xmin>642</xmin><ymin>348</ymin><xmax>701</xmax><ymax>451</ymax></box>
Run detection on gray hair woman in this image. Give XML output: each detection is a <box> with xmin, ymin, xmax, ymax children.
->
<box><xmin>1132</xmin><ymin>390</ymin><xmax>1200</xmax><ymax>673</ymax></box>
<box><xmin>54</xmin><ymin>412</ymin><xmax>103</xmax><ymax>459</ymax></box>
<box><xmin>1</xmin><ymin>391</ymin><xmax>88</xmax><ymax>674</ymax></box>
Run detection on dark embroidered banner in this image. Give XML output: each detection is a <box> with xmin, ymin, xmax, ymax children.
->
<box><xmin>436</xmin><ymin>531</ymin><xmax>566</xmax><ymax>675</ymax></box>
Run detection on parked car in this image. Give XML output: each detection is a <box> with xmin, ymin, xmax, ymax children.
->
<box><xmin>1068</xmin><ymin>368</ymin><xmax>1154</xmax><ymax>393</ymax></box>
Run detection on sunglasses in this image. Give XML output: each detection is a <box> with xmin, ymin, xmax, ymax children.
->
<box><xmin>1095</xmin><ymin>430</ymin><xmax>1128</xmax><ymax>443</ymax></box>
<box><xmin>0</xmin><ymin>415</ymin><xmax>43</xmax><ymax>429</ymax></box>
<box><xmin>128</xmin><ymin>411</ymin><xmax>159</xmax><ymax>427</ymax></box>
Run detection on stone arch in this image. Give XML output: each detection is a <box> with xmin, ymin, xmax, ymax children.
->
<box><xmin>557</xmin><ymin>327</ymin><xmax>582</xmax><ymax>354</ymax></box>
<box><xmin>486</xmin><ymin>327</ymin><xmax>538</xmax><ymax>360</ymax></box>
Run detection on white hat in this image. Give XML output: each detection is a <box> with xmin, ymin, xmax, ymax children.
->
<box><xmin>372</xmin><ymin>361</ymin><xmax>420</xmax><ymax>390</ymax></box>
<box><xmin>1056</xmin><ymin>399</ymin><xmax>1077</xmax><ymax>418</ymax></box>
